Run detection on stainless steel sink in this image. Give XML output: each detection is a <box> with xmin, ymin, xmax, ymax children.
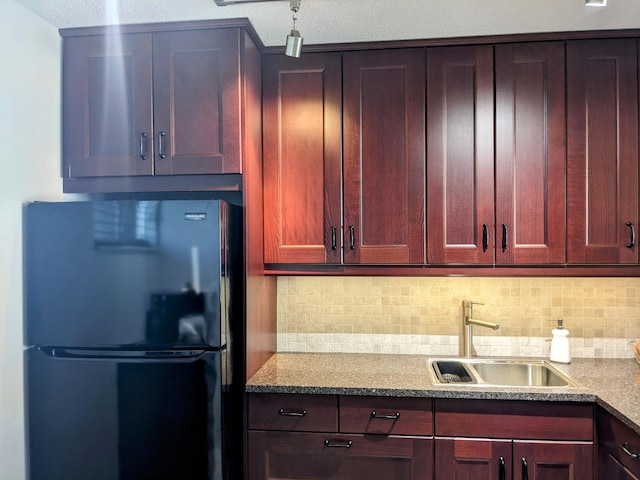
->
<box><xmin>428</xmin><ymin>358</ymin><xmax>580</xmax><ymax>387</ymax></box>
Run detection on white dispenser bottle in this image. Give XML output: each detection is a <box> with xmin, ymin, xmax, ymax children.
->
<box><xmin>549</xmin><ymin>319</ymin><xmax>571</xmax><ymax>364</ymax></box>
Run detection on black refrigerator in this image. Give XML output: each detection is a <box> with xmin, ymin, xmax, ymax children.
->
<box><xmin>23</xmin><ymin>199</ymin><xmax>243</xmax><ymax>480</ymax></box>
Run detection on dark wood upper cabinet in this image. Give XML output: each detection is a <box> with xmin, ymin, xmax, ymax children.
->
<box><xmin>262</xmin><ymin>53</ymin><xmax>342</xmax><ymax>264</ymax></box>
<box><xmin>63</xmin><ymin>34</ymin><xmax>153</xmax><ymax>177</ymax></box>
<box><xmin>426</xmin><ymin>45</ymin><xmax>494</xmax><ymax>265</ymax></box>
<box><xmin>343</xmin><ymin>49</ymin><xmax>426</xmax><ymax>264</ymax></box>
<box><xmin>152</xmin><ymin>29</ymin><xmax>241</xmax><ymax>175</ymax></box>
<box><xmin>495</xmin><ymin>42</ymin><xmax>566</xmax><ymax>265</ymax></box>
<box><xmin>566</xmin><ymin>39</ymin><xmax>639</xmax><ymax>265</ymax></box>
<box><xmin>63</xmin><ymin>26</ymin><xmax>246</xmax><ymax>181</ymax></box>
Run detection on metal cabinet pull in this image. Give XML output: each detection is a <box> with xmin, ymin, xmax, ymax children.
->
<box><xmin>370</xmin><ymin>411</ymin><xmax>400</xmax><ymax>420</ymax></box>
<box><xmin>157</xmin><ymin>131</ymin><xmax>167</xmax><ymax>159</ymax></box>
<box><xmin>139</xmin><ymin>132</ymin><xmax>148</xmax><ymax>160</ymax></box>
<box><xmin>324</xmin><ymin>439</ymin><xmax>353</xmax><ymax>448</ymax></box>
<box><xmin>501</xmin><ymin>224</ymin><xmax>508</xmax><ymax>252</ymax></box>
<box><xmin>349</xmin><ymin>225</ymin><xmax>355</xmax><ymax>250</ymax></box>
<box><xmin>522</xmin><ymin>458</ymin><xmax>529</xmax><ymax>480</ymax></box>
<box><xmin>627</xmin><ymin>222</ymin><xmax>636</xmax><ymax>249</ymax></box>
<box><xmin>278</xmin><ymin>408</ymin><xmax>307</xmax><ymax>417</ymax></box>
<box><xmin>499</xmin><ymin>456</ymin><xmax>505</xmax><ymax>480</ymax></box>
<box><xmin>620</xmin><ymin>442</ymin><xmax>640</xmax><ymax>459</ymax></box>
<box><xmin>331</xmin><ymin>226</ymin><xmax>337</xmax><ymax>250</ymax></box>
<box><xmin>482</xmin><ymin>224</ymin><xmax>489</xmax><ymax>252</ymax></box>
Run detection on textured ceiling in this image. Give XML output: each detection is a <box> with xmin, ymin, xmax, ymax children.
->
<box><xmin>13</xmin><ymin>0</ymin><xmax>640</xmax><ymax>47</ymax></box>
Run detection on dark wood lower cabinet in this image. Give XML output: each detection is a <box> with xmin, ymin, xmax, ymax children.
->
<box><xmin>435</xmin><ymin>438</ymin><xmax>512</xmax><ymax>479</ymax></box>
<box><xmin>248</xmin><ymin>431</ymin><xmax>433</xmax><ymax>479</ymax></box>
<box><xmin>600</xmin><ymin>453</ymin><xmax>640</xmax><ymax>480</ymax></box>
<box><xmin>512</xmin><ymin>441</ymin><xmax>593</xmax><ymax>480</ymax></box>
<box><xmin>434</xmin><ymin>438</ymin><xmax>592</xmax><ymax>480</ymax></box>
<box><xmin>596</xmin><ymin>406</ymin><xmax>640</xmax><ymax>480</ymax></box>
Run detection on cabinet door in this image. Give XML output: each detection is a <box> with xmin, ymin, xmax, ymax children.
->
<box><xmin>567</xmin><ymin>39</ymin><xmax>639</xmax><ymax>264</ymax></box>
<box><xmin>426</xmin><ymin>46</ymin><xmax>494</xmax><ymax>264</ymax></box>
<box><xmin>601</xmin><ymin>454</ymin><xmax>640</xmax><ymax>480</ymax></box>
<box><xmin>248</xmin><ymin>431</ymin><xmax>432</xmax><ymax>480</ymax></box>
<box><xmin>434</xmin><ymin>437</ymin><xmax>511</xmax><ymax>479</ymax></box>
<box><xmin>63</xmin><ymin>34</ymin><xmax>153</xmax><ymax>177</ymax></box>
<box><xmin>513</xmin><ymin>440</ymin><xmax>593</xmax><ymax>480</ymax></box>
<box><xmin>495</xmin><ymin>42</ymin><xmax>566</xmax><ymax>265</ymax></box>
<box><xmin>262</xmin><ymin>53</ymin><xmax>342</xmax><ymax>264</ymax></box>
<box><xmin>343</xmin><ymin>49</ymin><xmax>426</xmax><ymax>264</ymax></box>
<box><xmin>153</xmin><ymin>29</ymin><xmax>241</xmax><ymax>175</ymax></box>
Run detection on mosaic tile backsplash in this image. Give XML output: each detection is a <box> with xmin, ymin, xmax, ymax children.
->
<box><xmin>276</xmin><ymin>277</ymin><xmax>640</xmax><ymax>358</ymax></box>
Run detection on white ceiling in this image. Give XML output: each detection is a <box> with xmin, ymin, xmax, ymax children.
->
<box><xmin>13</xmin><ymin>0</ymin><xmax>640</xmax><ymax>48</ymax></box>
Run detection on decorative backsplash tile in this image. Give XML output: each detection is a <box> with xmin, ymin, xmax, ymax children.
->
<box><xmin>276</xmin><ymin>277</ymin><xmax>640</xmax><ymax>358</ymax></box>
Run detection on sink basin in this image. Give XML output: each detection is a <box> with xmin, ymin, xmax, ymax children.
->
<box><xmin>429</xmin><ymin>358</ymin><xmax>580</xmax><ymax>388</ymax></box>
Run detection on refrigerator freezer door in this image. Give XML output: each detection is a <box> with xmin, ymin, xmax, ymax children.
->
<box><xmin>24</xmin><ymin>199</ymin><xmax>235</xmax><ymax>349</ymax></box>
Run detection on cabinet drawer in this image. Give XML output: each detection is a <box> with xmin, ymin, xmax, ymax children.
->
<box><xmin>248</xmin><ymin>430</ymin><xmax>433</xmax><ymax>480</ymax></box>
<box><xmin>248</xmin><ymin>393</ymin><xmax>338</xmax><ymax>432</ymax></box>
<box><xmin>340</xmin><ymin>396</ymin><xmax>433</xmax><ymax>435</ymax></box>
<box><xmin>435</xmin><ymin>399</ymin><xmax>593</xmax><ymax>441</ymax></box>
<box><xmin>597</xmin><ymin>407</ymin><xmax>640</xmax><ymax>477</ymax></box>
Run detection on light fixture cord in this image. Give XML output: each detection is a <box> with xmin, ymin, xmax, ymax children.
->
<box><xmin>290</xmin><ymin>0</ymin><xmax>300</xmax><ymax>30</ymax></box>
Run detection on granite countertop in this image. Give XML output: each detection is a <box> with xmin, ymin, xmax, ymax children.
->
<box><xmin>246</xmin><ymin>352</ymin><xmax>640</xmax><ymax>435</ymax></box>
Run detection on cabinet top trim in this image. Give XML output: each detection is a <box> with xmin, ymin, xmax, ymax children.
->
<box><xmin>59</xmin><ymin>18</ymin><xmax>264</xmax><ymax>50</ymax></box>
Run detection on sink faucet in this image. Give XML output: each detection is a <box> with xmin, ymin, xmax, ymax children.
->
<box><xmin>462</xmin><ymin>300</ymin><xmax>500</xmax><ymax>358</ymax></box>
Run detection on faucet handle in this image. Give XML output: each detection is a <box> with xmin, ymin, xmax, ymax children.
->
<box><xmin>463</xmin><ymin>300</ymin><xmax>484</xmax><ymax>307</ymax></box>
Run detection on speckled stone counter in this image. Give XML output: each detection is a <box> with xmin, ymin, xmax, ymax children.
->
<box><xmin>246</xmin><ymin>353</ymin><xmax>640</xmax><ymax>435</ymax></box>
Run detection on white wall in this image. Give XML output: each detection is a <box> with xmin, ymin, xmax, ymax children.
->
<box><xmin>0</xmin><ymin>1</ymin><xmax>62</xmax><ymax>478</ymax></box>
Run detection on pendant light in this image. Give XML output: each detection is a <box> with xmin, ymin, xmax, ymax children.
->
<box><xmin>285</xmin><ymin>0</ymin><xmax>303</xmax><ymax>58</ymax></box>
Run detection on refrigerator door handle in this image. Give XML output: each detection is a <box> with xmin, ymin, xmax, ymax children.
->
<box><xmin>40</xmin><ymin>346</ymin><xmax>225</xmax><ymax>362</ymax></box>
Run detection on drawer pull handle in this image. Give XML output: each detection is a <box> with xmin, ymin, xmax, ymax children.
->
<box><xmin>370</xmin><ymin>411</ymin><xmax>400</xmax><ymax>420</ymax></box>
<box><xmin>324</xmin><ymin>439</ymin><xmax>353</xmax><ymax>448</ymax></box>
<box><xmin>499</xmin><ymin>456</ymin><xmax>505</xmax><ymax>480</ymax></box>
<box><xmin>278</xmin><ymin>408</ymin><xmax>307</xmax><ymax>417</ymax></box>
<box><xmin>620</xmin><ymin>442</ymin><xmax>640</xmax><ymax>459</ymax></box>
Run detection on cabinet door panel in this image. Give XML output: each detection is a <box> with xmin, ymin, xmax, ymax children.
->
<box><xmin>262</xmin><ymin>53</ymin><xmax>342</xmax><ymax>264</ymax></box>
<box><xmin>427</xmin><ymin>46</ymin><xmax>494</xmax><ymax>264</ymax></box>
<box><xmin>513</xmin><ymin>440</ymin><xmax>593</xmax><ymax>480</ymax></box>
<box><xmin>248</xmin><ymin>431</ymin><xmax>432</xmax><ymax>480</ymax></box>
<box><xmin>63</xmin><ymin>34</ymin><xmax>153</xmax><ymax>177</ymax></box>
<box><xmin>567</xmin><ymin>39</ymin><xmax>639</xmax><ymax>264</ymax></box>
<box><xmin>434</xmin><ymin>437</ymin><xmax>511</xmax><ymax>480</ymax></box>
<box><xmin>343</xmin><ymin>49</ymin><xmax>425</xmax><ymax>264</ymax></box>
<box><xmin>495</xmin><ymin>42</ymin><xmax>566</xmax><ymax>265</ymax></box>
<box><xmin>153</xmin><ymin>29</ymin><xmax>241</xmax><ymax>175</ymax></box>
